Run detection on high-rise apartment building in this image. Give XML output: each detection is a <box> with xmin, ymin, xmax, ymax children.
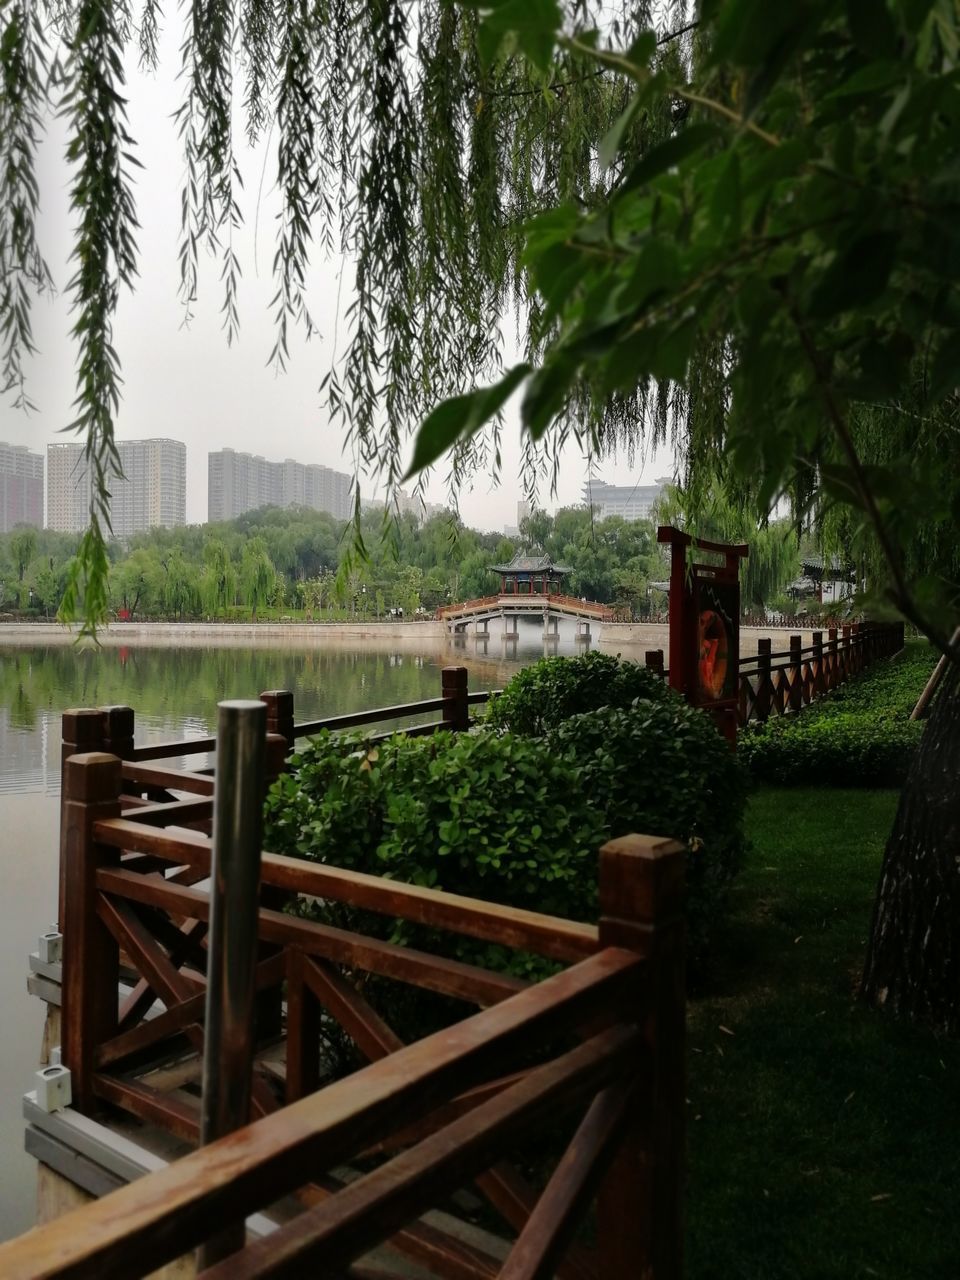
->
<box><xmin>0</xmin><ymin>442</ymin><xmax>44</xmax><ymax>532</ymax></box>
<box><xmin>208</xmin><ymin>449</ymin><xmax>353</xmax><ymax>523</ymax></box>
<box><xmin>582</xmin><ymin>476</ymin><xmax>672</xmax><ymax>523</ymax></box>
<box><xmin>47</xmin><ymin>439</ymin><xmax>186</xmax><ymax>535</ymax></box>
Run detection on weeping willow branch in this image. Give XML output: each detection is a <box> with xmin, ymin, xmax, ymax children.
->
<box><xmin>57</xmin><ymin>0</ymin><xmax>140</xmax><ymax>635</ymax></box>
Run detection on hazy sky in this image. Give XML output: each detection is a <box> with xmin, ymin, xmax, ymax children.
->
<box><xmin>0</xmin><ymin>17</ymin><xmax>672</xmax><ymax>533</ymax></box>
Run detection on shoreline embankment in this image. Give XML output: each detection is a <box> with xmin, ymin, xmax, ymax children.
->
<box><xmin>0</xmin><ymin>620</ymin><xmax>814</xmax><ymax>655</ymax></box>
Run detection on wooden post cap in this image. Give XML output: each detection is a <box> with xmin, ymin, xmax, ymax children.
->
<box><xmin>62</xmin><ymin>753</ymin><xmax>122</xmax><ymax>802</ymax></box>
<box><xmin>599</xmin><ymin>834</ymin><xmax>685</xmax><ymax>923</ymax></box>
<box><xmin>61</xmin><ymin>709</ymin><xmax>105</xmax><ymax>746</ymax></box>
<box><xmin>260</xmin><ymin>690</ymin><xmax>294</xmax><ymax>715</ymax></box>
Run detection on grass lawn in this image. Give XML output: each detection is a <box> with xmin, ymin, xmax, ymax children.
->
<box><xmin>687</xmin><ymin>787</ymin><xmax>960</xmax><ymax>1279</ymax></box>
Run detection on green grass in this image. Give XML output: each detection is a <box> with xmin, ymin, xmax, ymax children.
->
<box><xmin>687</xmin><ymin>788</ymin><xmax>960</xmax><ymax>1279</ymax></box>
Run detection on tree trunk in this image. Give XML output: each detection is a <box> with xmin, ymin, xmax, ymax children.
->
<box><xmin>861</xmin><ymin>661</ymin><xmax>960</xmax><ymax>1031</ymax></box>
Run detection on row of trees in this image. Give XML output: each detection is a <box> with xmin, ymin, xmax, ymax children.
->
<box><xmin>0</xmin><ymin>500</ymin><xmax>806</xmax><ymax>622</ymax></box>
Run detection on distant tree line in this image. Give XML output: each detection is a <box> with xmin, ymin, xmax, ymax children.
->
<box><xmin>0</xmin><ymin>502</ymin><xmax>802</xmax><ymax>622</ymax></box>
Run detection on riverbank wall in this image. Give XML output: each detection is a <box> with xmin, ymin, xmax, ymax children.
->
<box><xmin>0</xmin><ymin>620</ymin><xmax>449</xmax><ymax>648</ymax></box>
<box><xmin>0</xmin><ymin>619</ymin><xmax>815</xmax><ymax>655</ymax></box>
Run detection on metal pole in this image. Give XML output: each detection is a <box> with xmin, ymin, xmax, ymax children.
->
<box><xmin>199</xmin><ymin>699</ymin><xmax>267</xmax><ymax>1267</ymax></box>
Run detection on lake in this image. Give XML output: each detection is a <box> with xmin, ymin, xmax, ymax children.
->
<box><xmin>0</xmin><ymin>620</ymin><xmax>592</xmax><ymax>1239</ymax></box>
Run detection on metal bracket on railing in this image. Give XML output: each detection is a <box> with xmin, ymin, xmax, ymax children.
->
<box><xmin>34</xmin><ymin>1065</ymin><xmax>72</xmax><ymax>1113</ymax></box>
<box><xmin>38</xmin><ymin>929</ymin><xmax>62</xmax><ymax>965</ymax></box>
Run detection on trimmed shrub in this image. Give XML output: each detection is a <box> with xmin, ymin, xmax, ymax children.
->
<box><xmin>545</xmin><ymin>700</ymin><xmax>746</xmax><ymax>941</ymax></box>
<box><xmin>486</xmin><ymin>650</ymin><xmax>670</xmax><ymax>736</ymax></box>
<box><xmin>739</xmin><ymin>644</ymin><xmax>936</xmax><ymax>787</ymax></box>
<box><xmin>266</xmin><ymin>693</ymin><xmax>745</xmax><ymax>970</ymax></box>
<box><xmin>264</xmin><ymin>728</ymin><xmax>608</xmax><ymax>977</ymax></box>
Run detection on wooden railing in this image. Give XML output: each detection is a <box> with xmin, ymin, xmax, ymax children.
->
<box><xmin>11</xmin><ymin>733</ymin><xmax>686</xmax><ymax>1279</ymax></box>
<box><xmin>640</xmin><ymin>621</ymin><xmax>905</xmax><ymax>727</ymax></box>
<box><xmin>437</xmin><ymin>594</ymin><xmax>615</xmax><ymax>622</ymax></box>
<box><xmin>61</xmin><ymin>667</ymin><xmax>492</xmax><ymax>779</ymax></box>
<box><xmin>437</xmin><ymin>594</ymin><xmax>501</xmax><ymax>620</ymax></box>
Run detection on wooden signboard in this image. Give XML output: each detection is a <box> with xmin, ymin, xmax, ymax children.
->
<box><xmin>657</xmin><ymin>525</ymin><xmax>749</xmax><ymax>744</ymax></box>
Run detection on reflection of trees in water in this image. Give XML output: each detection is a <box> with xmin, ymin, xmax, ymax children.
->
<box><xmin>0</xmin><ymin>644</ymin><xmax>509</xmax><ymax>733</ymax></box>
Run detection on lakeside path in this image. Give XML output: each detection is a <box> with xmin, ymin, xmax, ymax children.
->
<box><xmin>0</xmin><ymin>620</ymin><xmax>815</xmax><ymax>655</ymax></box>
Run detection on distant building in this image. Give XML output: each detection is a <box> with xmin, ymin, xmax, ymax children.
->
<box><xmin>47</xmin><ymin>439</ymin><xmax>186</xmax><ymax>536</ymax></box>
<box><xmin>582</xmin><ymin>476</ymin><xmax>671</xmax><ymax>522</ymax></box>
<box><xmin>788</xmin><ymin>554</ymin><xmax>857</xmax><ymax>606</ymax></box>
<box><xmin>0</xmin><ymin>442</ymin><xmax>44</xmax><ymax>532</ymax></box>
<box><xmin>489</xmin><ymin>552</ymin><xmax>572</xmax><ymax>596</ymax></box>
<box><xmin>207</xmin><ymin>449</ymin><xmax>352</xmax><ymax>523</ymax></box>
<box><xmin>505</xmin><ymin>499</ymin><xmax>532</xmax><ymax>538</ymax></box>
<box><xmin>361</xmin><ymin>487</ymin><xmax>447</xmax><ymax>525</ymax></box>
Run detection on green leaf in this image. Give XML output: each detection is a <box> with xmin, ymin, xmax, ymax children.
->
<box><xmin>521</xmin><ymin>357</ymin><xmax>579</xmax><ymax>439</ymax></box>
<box><xmin>599</xmin><ymin>92</ymin><xmax>643</xmax><ymax>170</ymax></box>
<box><xmin>709</xmin><ymin>152</ymin><xmax>741</xmax><ymax>241</ymax></box>
<box><xmin>825</xmin><ymin>62</ymin><xmax>904</xmax><ymax>99</ymax></box>
<box><xmin>404</xmin><ymin>364</ymin><xmax>531</xmax><ymax>480</ymax></box>
<box><xmin>807</xmin><ymin>232</ymin><xmax>901</xmax><ymax>317</ymax></box>
<box><xmin>476</xmin><ymin>0</ymin><xmax>562</xmax><ymax>71</ymax></box>
<box><xmin>846</xmin><ymin>0</ymin><xmax>899</xmax><ymax>59</ymax></box>
<box><xmin>618</xmin><ymin>123</ymin><xmax>719</xmax><ymax>195</ymax></box>
<box><xmin>929</xmin><ymin>331</ymin><xmax>960</xmax><ymax>402</ymax></box>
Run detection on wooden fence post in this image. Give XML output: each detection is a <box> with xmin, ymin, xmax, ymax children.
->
<box><xmin>596</xmin><ymin>833</ymin><xmax>686</xmax><ymax>1280</ymax></box>
<box><xmin>441</xmin><ymin>666</ymin><xmax>470</xmax><ymax>732</ymax></box>
<box><xmin>755</xmin><ymin>638</ymin><xmax>773</xmax><ymax>723</ymax></box>
<box><xmin>855</xmin><ymin>622</ymin><xmax>870</xmax><ymax>675</ymax></box>
<box><xmin>60</xmin><ymin>710</ymin><xmax>106</xmax><ymax>927</ymax></box>
<box><xmin>260</xmin><ymin>689</ymin><xmax>296</xmax><ymax>756</ymax></box>
<box><xmin>811</xmin><ymin>631</ymin><xmax>825</xmax><ymax>697</ymax></box>
<box><xmin>264</xmin><ymin>732</ymin><xmax>290</xmax><ymax>793</ymax></box>
<box><xmin>788</xmin><ymin>635</ymin><xmax>803</xmax><ymax>713</ymax></box>
<box><xmin>61</xmin><ymin>752</ymin><xmax>122</xmax><ymax>1113</ymax></box>
<box><xmin>100</xmin><ymin>705</ymin><xmax>135</xmax><ymax>759</ymax></box>
<box><xmin>841</xmin><ymin>624</ymin><xmax>852</xmax><ymax>682</ymax></box>
<box><xmin>827</xmin><ymin>627</ymin><xmax>838</xmax><ymax>691</ymax></box>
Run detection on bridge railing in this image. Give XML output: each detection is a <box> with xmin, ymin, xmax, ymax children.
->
<box><xmin>18</xmin><ymin>733</ymin><xmax>687</xmax><ymax>1280</ymax></box>
<box><xmin>437</xmin><ymin>592</ymin><xmax>615</xmax><ymax>621</ymax></box>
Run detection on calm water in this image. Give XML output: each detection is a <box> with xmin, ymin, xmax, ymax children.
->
<box><xmin>0</xmin><ymin>621</ymin><xmax>590</xmax><ymax>1239</ymax></box>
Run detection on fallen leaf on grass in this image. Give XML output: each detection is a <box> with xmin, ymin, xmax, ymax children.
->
<box><xmin>718</xmin><ymin>1025</ymin><xmax>735</xmax><ymax>1036</ymax></box>
<box><xmin>794</xmin><ymin>935</ymin><xmax>803</xmax><ymax>944</ymax></box>
<box><xmin>870</xmin><ymin>1193</ymin><xmax>892</xmax><ymax>1202</ymax></box>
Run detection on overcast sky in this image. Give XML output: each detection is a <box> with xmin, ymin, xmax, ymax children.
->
<box><xmin>0</xmin><ymin>17</ymin><xmax>672</xmax><ymax>534</ymax></box>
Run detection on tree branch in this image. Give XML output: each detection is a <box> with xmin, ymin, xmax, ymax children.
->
<box><xmin>790</xmin><ymin>306</ymin><xmax>958</xmax><ymax>661</ymax></box>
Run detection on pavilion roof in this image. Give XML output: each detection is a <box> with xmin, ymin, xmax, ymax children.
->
<box><xmin>491</xmin><ymin>552</ymin><xmax>573</xmax><ymax>574</ymax></box>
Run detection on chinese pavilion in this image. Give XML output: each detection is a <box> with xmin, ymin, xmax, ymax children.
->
<box><xmin>490</xmin><ymin>552</ymin><xmax>573</xmax><ymax>596</ymax></box>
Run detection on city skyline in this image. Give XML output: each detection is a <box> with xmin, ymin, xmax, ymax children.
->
<box><xmin>208</xmin><ymin>448</ymin><xmax>353</xmax><ymax>524</ymax></box>
<box><xmin>0</xmin><ymin>432</ymin><xmax>671</xmax><ymax>536</ymax></box>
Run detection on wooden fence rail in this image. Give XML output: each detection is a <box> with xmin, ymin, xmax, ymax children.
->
<box><xmin>639</xmin><ymin>620</ymin><xmax>904</xmax><ymax>727</ymax></box>
<box><xmin>61</xmin><ymin>622</ymin><xmax>905</xmax><ymax>788</ymax></box>
<box><xmin>10</xmin><ymin>728</ymin><xmax>687</xmax><ymax>1279</ymax></box>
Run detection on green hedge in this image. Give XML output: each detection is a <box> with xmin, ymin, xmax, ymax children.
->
<box><xmin>545</xmin><ymin>701</ymin><xmax>745</xmax><ymax>940</ymax></box>
<box><xmin>264</xmin><ymin>729</ymin><xmax>607</xmax><ymax>979</ymax></box>
<box><xmin>266</xmin><ymin>691</ymin><xmax>745</xmax><ymax>960</ymax></box>
<box><xmin>264</xmin><ymin>654</ymin><xmax>748</xmax><ymax>1062</ymax></box>
<box><xmin>485</xmin><ymin>649</ymin><xmax>670</xmax><ymax>735</ymax></box>
<box><xmin>739</xmin><ymin>643</ymin><xmax>936</xmax><ymax>786</ymax></box>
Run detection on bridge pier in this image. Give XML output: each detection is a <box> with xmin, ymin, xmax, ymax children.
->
<box><xmin>542</xmin><ymin>612</ymin><xmax>560</xmax><ymax>642</ymax></box>
<box><xmin>575</xmin><ymin>619</ymin><xmax>592</xmax><ymax>644</ymax></box>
